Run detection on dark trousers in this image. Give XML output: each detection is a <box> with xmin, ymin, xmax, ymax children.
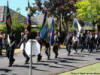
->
<box><xmin>73</xmin><ymin>42</ymin><xmax>78</xmax><ymax>53</ymax></box>
<box><xmin>0</xmin><ymin>44</ymin><xmax>2</xmax><ymax>55</ymax></box>
<box><xmin>7</xmin><ymin>45</ymin><xmax>15</xmax><ymax>66</ymax></box>
<box><xmin>89</xmin><ymin>43</ymin><xmax>94</xmax><ymax>53</ymax></box>
<box><xmin>66</xmin><ymin>44</ymin><xmax>71</xmax><ymax>56</ymax></box>
<box><xmin>23</xmin><ymin>50</ymin><xmax>30</xmax><ymax>63</ymax></box>
<box><xmin>53</xmin><ymin>45</ymin><xmax>58</xmax><ymax>58</ymax></box>
<box><xmin>81</xmin><ymin>43</ymin><xmax>86</xmax><ymax>52</ymax></box>
<box><xmin>45</xmin><ymin>47</ymin><xmax>50</xmax><ymax>59</ymax></box>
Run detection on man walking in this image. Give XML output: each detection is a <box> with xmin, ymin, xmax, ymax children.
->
<box><xmin>7</xmin><ymin>30</ymin><xmax>16</xmax><ymax>67</ymax></box>
<box><xmin>64</xmin><ymin>32</ymin><xmax>72</xmax><ymax>56</ymax></box>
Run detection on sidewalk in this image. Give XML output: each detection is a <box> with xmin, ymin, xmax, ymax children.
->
<box><xmin>2</xmin><ymin>49</ymin><xmax>22</xmax><ymax>54</ymax></box>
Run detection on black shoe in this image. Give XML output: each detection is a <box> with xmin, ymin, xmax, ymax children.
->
<box><xmin>8</xmin><ymin>64</ymin><xmax>12</xmax><ymax>67</ymax></box>
<box><xmin>12</xmin><ymin>59</ymin><xmax>15</xmax><ymax>65</ymax></box>
<box><xmin>47</xmin><ymin>56</ymin><xmax>50</xmax><ymax>60</ymax></box>
<box><xmin>55</xmin><ymin>55</ymin><xmax>58</xmax><ymax>58</ymax></box>
<box><xmin>0</xmin><ymin>53</ymin><xmax>2</xmax><ymax>55</ymax></box>
<box><xmin>68</xmin><ymin>51</ymin><xmax>71</xmax><ymax>56</ymax></box>
<box><xmin>25</xmin><ymin>58</ymin><xmax>29</xmax><ymax>64</ymax></box>
<box><xmin>24</xmin><ymin>62</ymin><xmax>28</xmax><ymax>64</ymax></box>
<box><xmin>37</xmin><ymin>55</ymin><xmax>42</xmax><ymax>62</ymax></box>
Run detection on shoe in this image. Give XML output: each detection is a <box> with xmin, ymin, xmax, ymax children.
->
<box><xmin>8</xmin><ymin>64</ymin><xmax>12</xmax><ymax>67</ymax></box>
<box><xmin>55</xmin><ymin>55</ymin><xmax>58</xmax><ymax>58</ymax></box>
<box><xmin>47</xmin><ymin>56</ymin><xmax>50</xmax><ymax>60</ymax></box>
<box><xmin>25</xmin><ymin>58</ymin><xmax>29</xmax><ymax>64</ymax></box>
<box><xmin>0</xmin><ymin>53</ymin><xmax>2</xmax><ymax>55</ymax></box>
<box><xmin>12</xmin><ymin>59</ymin><xmax>15</xmax><ymax>65</ymax></box>
<box><xmin>37</xmin><ymin>55</ymin><xmax>42</xmax><ymax>62</ymax></box>
<box><xmin>24</xmin><ymin>62</ymin><xmax>28</xmax><ymax>64</ymax></box>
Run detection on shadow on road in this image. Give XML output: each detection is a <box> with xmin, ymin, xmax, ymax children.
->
<box><xmin>13</xmin><ymin>64</ymin><xmax>48</xmax><ymax>72</ymax></box>
<box><xmin>0</xmin><ymin>68</ymin><xmax>11</xmax><ymax>73</ymax></box>
<box><xmin>96</xmin><ymin>58</ymin><xmax>100</xmax><ymax>60</ymax></box>
<box><xmin>32</xmin><ymin>57</ymin><xmax>87</xmax><ymax>69</ymax></box>
<box><xmin>13</xmin><ymin>64</ymin><xmax>35</xmax><ymax>69</ymax></box>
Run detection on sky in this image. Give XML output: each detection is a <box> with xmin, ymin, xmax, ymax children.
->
<box><xmin>0</xmin><ymin>0</ymin><xmax>35</xmax><ymax>16</ymax></box>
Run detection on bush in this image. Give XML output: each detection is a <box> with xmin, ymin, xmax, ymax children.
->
<box><xmin>0</xmin><ymin>24</ymin><xmax>7</xmax><ymax>33</ymax></box>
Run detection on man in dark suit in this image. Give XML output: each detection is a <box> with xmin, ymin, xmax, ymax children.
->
<box><xmin>7</xmin><ymin>30</ymin><xmax>16</xmax><ymax>67</ymax></box>
<box><xmin>64</xmin><ymin>32</ymin><xmax>72</xmax><ymax>56</ymax></box>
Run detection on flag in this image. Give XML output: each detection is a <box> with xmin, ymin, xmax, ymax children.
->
<box><xmin>73</xmin><ymin>18</ymin><xmax>78</xmax><ymax>28</ymax></box>
<box><xmin>49</xmin><ymin>19</ymin><xmax>54</xmax><ymax>45</ymax></box>
<box><xmin>26</xmin><ymin>0</ymin><xmax>31</xmax><ymax>32</ymax></box>
<box><xmin>40</xmin><ymin>18</ymin><xmax>48</xmax><ymax>40</ymax></box>
<box><xmin>6</xmin><ymin>0</ymin><xmax>12</xmax><ymax>34</ymax></box>
<box><xmin>73</xmin><ymin>18</ymin><xmax>81</xmax><ymax>33</ymax></box>
<box><xmin>41</xmin><ymin>12</ymin><xmax>47</xmax><ymax>29</ymax></box>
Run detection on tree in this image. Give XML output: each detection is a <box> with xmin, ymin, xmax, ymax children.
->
<box><xmin>75</xmin><ymin>0</ymin><xmax>100</xmax><ymax>23</ymax></box>
<box><xmin>30</xmin><ymin>0</ymin><xmax>77</xmax><ymax>30</ymax></box>
<box><xmin>11</xmin><ymin>9</ymin><xmax>26</xmax><ymax>44</ymax></box>
<box><xmin>0</xmin><ymin>23</ymin><xmax>7</xmax><ymax>33</ymax></box>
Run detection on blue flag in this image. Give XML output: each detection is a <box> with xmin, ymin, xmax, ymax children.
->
<box><xmin>40</xmin><ymin>24</ymin><xmax>48</xmax><ymax>40</ymax></box>
<box><xmin>73</xmin><ymin>18</ymin><xmax>82</xmax><ymax>33</ymax></box>
<box><xmin>49</xmin><ymin>19</ymin><xmax>54</xmax><ymax>45</ymax></box>
<box><xmin>73</xmin><ymin>18</ymin><xmax>78</xmax><ymax>28</ymax></box>
<box><xmin>40</xmin><ymin>17</ymin><xmax>48</xmax><ymax>40</ymax></box>
<box><xmin>41</xmin><ymin>12</ymin><xmax>47</xmax><ymax>29</ymax></box>
<box><xmin>40</xmin><ymin>12</ymin><xmax>48</xmax><ymax>40</ymax></box>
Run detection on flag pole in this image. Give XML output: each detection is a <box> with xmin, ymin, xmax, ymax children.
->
<box><xmin>27</xmin><ymin>0</ymin><xmax>32</xmax><ymax>75</ymax></box>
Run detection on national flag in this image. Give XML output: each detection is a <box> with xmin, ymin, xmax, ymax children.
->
<box><xmin>26</xmin><ymin>0</ymin><xmax>31</xmax><ymax>32</ymax></box>
<box><xmin>73</xmin><ymin>18</ymin><xmax>81</xmax><ymax>33</ymax></box>
<box><xmin>73</xmin><ymin>18</ymin><xmax>78</xmax><ymax>28</ymax></box>
<box><xmin>6</xmin><ymin>0</ymin><xmax>12</xmax><ymax>34</ymax></box>
<box><xmin>41</xmin><ymin>12</ymin><xmax>47</xmax><ymax>29</ymax></box>
<box><xmin>40</xmin><ymin>17</ymin><xmax>48</xmax><ymax>40</ymax></box>
<box><xmin>49</xmin><ymin>19</ymin><xmax>54</xmax><ymax>45</ymax></box>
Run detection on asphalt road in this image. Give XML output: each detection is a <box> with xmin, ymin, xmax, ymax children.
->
<box><xmin>0</xmin><ymin>48</ymin><xmax>100</xmax><ymax>75</ymax></box>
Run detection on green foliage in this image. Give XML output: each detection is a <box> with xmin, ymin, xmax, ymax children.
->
<box><xmin>0</xmin><ymin>23</ymin><xmax>7</xmax><ymax>33</ymax></box>
<box><xmin>75</xmin><ymin>0</ymin><xmax>100</xmax><ymax>22</ymax></box>
<box><xmin>11</xmin><ymin>12</ymin><xmax>25</xmax><ymax>44</ymax></box>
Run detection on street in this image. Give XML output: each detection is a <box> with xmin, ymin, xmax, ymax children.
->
<box><xmin>0</xmin><ymin>48</ymin><xmax>100</xmax><ymax>75</ymax></box>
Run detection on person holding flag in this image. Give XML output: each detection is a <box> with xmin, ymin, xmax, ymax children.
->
<box><xmin>19</xmin><ymin>0</ymin><xmax>32</xmax><ymax>64</ymax></box>
<box><xmin>44</xmin><ymin>19</ymin><xmax>54</xmax><ymax>60</ymax></box>
<box><xmin>39</xmin><ymin>12</ymin><xmax>49</xmax><ymax>61</ymax></box>
<box><xmin>6</xmin><ymin>0</ymin><xmax>16</xmax><ymax>67</ymax></box>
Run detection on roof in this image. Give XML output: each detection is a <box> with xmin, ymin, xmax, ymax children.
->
<box><xmin>0</xmin><ymin>6</ymin><xmax>4</xmax><ymax>22</ymax></box>
<box><xmin>0</xmin><ymin>6</ymin><xmax>36</xmax><ymax>25</ymax></box>
<box><xmin>31</xmin><ymin>14</ymin><xmax>56</xmax><ymax>25</ymax></box>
